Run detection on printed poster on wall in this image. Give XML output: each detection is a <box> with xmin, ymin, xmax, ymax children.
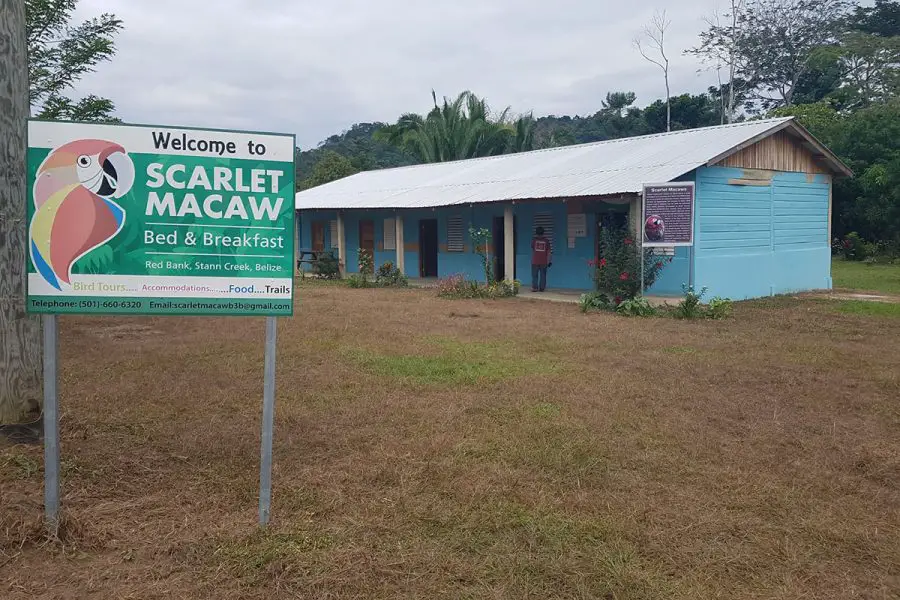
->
<box><xmin>25</xmin><ymin>120</ymin><xmax>295</xmax><ymax>316</ymax></box>
<box><xmin>641</xmin><ymin>182</ymin><xmax>695</xmax><ymax>247</ymax></box>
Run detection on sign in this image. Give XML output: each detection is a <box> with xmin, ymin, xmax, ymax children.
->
<box><xmin>567</xmin><ymin>213</ymin><xmax>587</xmax><ymax>238</ymax></box>
<box><xmin>641</xmin><ymin>182</ymin><xmax>695</xmax><ymax>247</ymax></box>
<box><xmin>25</xmin><ymin>120</ymin><xmax>295</xmax><ymax>316</ymax></box>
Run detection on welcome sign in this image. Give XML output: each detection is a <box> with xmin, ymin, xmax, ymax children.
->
<box><xmin>25</xmin><ymin>120</ymin><xmax>295</xmax><ymax>316</ymax></box>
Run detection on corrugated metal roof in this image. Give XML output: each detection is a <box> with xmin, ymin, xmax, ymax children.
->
<box><xmin>295</xmin><ymin>117</ymin><xmax>823</xmax><ymax>210</ymax></box>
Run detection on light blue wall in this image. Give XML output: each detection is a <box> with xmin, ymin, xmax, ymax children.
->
<box><xmin>693</xmin><ymin>167</ymin><xmax>831</xmax><ymax>300</ymax></box>
<box><xmin>648</xmin><ymin>247</ymin><xmax>692</xmax><ymax>296</ymax></box>
<box><xmin>509</xmin><ymin>201</ymin><xmax>595</xmax><ymax>290</ymax></box>
<box><xmin>297</xmin><ymin>210</ymin><xmax>337</xmax><ymax>252</ymax></box>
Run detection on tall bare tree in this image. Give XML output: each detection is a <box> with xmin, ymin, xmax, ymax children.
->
<box><xmin>634</xmin><ymin>10</ymin><xmax>672</xmax><ymax>132</ymax></box>
<box><xmin>692</xmin><ymin>0</ymin><xmax>850</xmax><ymax>112</ymax></box>
<box><xmin>698</xmin><ymin>0</ymin><xmax>748</xmax><ymax>123</ymax></box>
<box><xmin>1</xmin><ymin>0</ymin><xmax>43</xmax><ymax>425</ymax></box>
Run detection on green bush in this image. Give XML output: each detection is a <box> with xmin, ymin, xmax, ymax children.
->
<box><xmin>837</xmin><ymin>232</ymin><xmax>868</xmax><ymax>261</ymax></box>
<box><xmin>673</xmin><ymin>285</ymin><xmax>708</xmax><ymax>319</ymax></box>
<box><xmin>591</xmin><ymin>223</ymin><xmax>672</xmax><ymax>302</ymax></box>
<box><xmin>437</xmin><ymin>274</ymin><xmax>519</xmax><ymax>299</ymax></box>
<box><xmin>485</xmin><ymin>279</ymin><xmax>520</xmax><ymax>298</ymax></box>
<box><xmin>312</xmin><ymin>251</ymin><xmax>341</xmax><ymax>279</ymax></box>
<box><xmin>346</xmin><ymin>273</ymin><xmax>373</xmax><ymax>288</ymax></box>
<box><xmin>706</xmin><ymin>297</ymin><xmax>734</xmax><ymax>320</ymax></box>
<box><xmin>358</xmin><ymin>248</ymin><xmax>374</xmax><ymax>275</ymax></box>
<box><xmin>669</xmin><ymin>286</ymin><xmax>735</xmax><ymax>320</ymax></box>
<box><xmin>579</xmin><ymin>291</ymin><xmax>611</xmax><ymax>313</ymax></box>
<box><xmin>375</xmin><ymin>261</ymin><xmax>409</xmax><ymax>288</ymax></box>
<box><xmin>616</xmin><ymin>298</ymin><xmax>656</xmax><ymax>317</ymax></box>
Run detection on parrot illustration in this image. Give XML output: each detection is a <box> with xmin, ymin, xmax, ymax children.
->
<box><xmin>29</xmin><ymin>139</ymin><xmax>135</xmax><ymax>290</ymax></box>
<box><xmin>645</xmin><ymin>215</ymin><xmax>665</xmax><ymax>242</ymax></box>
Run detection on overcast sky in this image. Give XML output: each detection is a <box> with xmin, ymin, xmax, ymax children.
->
<box><xmin>73</xmin><ymin>0</ymin><xmax>740</xmax><ymax>149</ymax></box>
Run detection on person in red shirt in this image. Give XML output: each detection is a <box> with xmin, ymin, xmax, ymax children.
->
<box><xmin>530</xmin><ymin>226</ymin><xmax>552</xmax><ymax>292</ymax></box>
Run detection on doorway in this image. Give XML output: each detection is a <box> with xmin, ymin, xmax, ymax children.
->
<box><xmin>359</xmin><ymin>220</ymin><xmax>375</xmax><ymax>273</ymax></box>
<box><xmin>597</xmin><ymin>211</ymin><xmax>628</xmax><ymax>259</ymax></box>
<box><xmin>492</xmin><ymin>215</ymin><xmax>517</xmax><ymax>281</ymax></box>
<box><xmin>419</xmin><ymin>219</ymin><xmax>439</xmax><ymax>278</ymax></box>
<box><xmin>311</xmin><ymin>221</ymin><xmax>325</xmax><ymax>252</ymax></box>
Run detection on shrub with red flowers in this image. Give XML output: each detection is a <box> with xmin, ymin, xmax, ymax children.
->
<box><xmin>591</xmin><ymin>222</ymin><xmax>671</xmax><ymax>303</ymax></box>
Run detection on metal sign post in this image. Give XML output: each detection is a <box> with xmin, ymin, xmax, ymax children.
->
<box><xmin>258</xmin><ymin>316</ymin><xmax>278</xmax><ymax>526</ymax></box>
<box><xmin>42</xmin><ymin>314</ymin><xmax>60</xmax><ymax>533</ymax></box>
<box><xmin>639</xmin><ymin>192</ymin><xmax>645</xmax><ymax>298</ymax></box>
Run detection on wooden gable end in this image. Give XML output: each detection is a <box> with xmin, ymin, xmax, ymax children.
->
<box><xmin>715</xmin><ymin>130</ymin><xmax>830</xmax><ymax>174</ymax></box>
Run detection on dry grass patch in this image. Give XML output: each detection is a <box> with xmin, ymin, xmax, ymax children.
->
<box><xmin>1</xmin><ymin>284</ymin><xmax>898</xmax><ymax>599</ymax></box>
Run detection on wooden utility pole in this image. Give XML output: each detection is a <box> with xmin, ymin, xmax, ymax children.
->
<box><xmin>0</xmin><ymin>0</ymin><xmax>43</xmax><ymax>424</ymax></box>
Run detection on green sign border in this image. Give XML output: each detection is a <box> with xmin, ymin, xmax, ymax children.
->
<box><xmin>24</xmin><ymin>118</ymin><xmax>297</xmax><ymax>317</ymax></box>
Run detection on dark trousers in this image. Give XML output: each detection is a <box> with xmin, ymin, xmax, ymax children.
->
<box><xmin>531</xmin><ymin>264</ymin><xmax>548</xmax><ymax>291</ymax></box>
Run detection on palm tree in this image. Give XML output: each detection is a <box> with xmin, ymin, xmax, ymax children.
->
<box><xmin>376</xmin><ymin>91</ymin><xmax>535</xmax><ymax>163</ymax></box>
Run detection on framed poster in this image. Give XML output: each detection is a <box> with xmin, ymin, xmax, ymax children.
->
<box><xmin>641</xmin><ymin>182</ymin><xmax>695</xmax><ymax>247</ymax></box>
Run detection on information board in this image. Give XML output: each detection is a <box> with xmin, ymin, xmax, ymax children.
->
<box><xmin>641</xmin><ymin>182</ymin><xmax>695</xmax><ymax>247</ymax></box>
<box><xmin>25</xmin><ymin>120</ymin><xmax>295</xmax><ymax>316</ymax></box>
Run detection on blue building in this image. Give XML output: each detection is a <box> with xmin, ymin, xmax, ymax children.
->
<box><xmin>294</xmin><ymin>118</ymin><xmax>851</xmax><ymax>300</ymax></box>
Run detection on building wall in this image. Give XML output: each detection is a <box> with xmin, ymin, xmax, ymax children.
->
<box><xmin>298</xmin><ymin>163</ymin><xmax>831</xmax><ymax>300</ymax></box>
<box><xmin>298</xmin><ymin>199</ymin><xmax>692</xmax><ymax>293</ymax></box>
<box><xmin>693</xmin><ymin>166</ymin><xmax>831</xmax><ymax>300</ymax></box>
<box><xmin>298</xmin><ymin>210</ymin><xmax>337</xmax><ymax>252</ymax></box>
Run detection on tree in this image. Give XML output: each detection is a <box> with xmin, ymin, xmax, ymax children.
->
<box><xmin>299</xmin><ymin>151</ymin><xmax>360</xmax><ymax>190</ymax></box>
<box><xmin>294</xmin><ymin>122</ymin><xmax>416</xmax><ymax>187</ymax></box>
<box><xmin>849</xmin><ymin>0</ymin><xmax>900</xmax><ymax>37</ymax></box>
<box><xmin>634</xmin><ymin>10</ymin><xmax>672</xmax><ymax>131</ymax></box>
<box><xmin>643</xmin><ymin>93</ymin><xmax>722</xmax><ymax>132</ymax></box>
<box><xmin>377</xmin><ymin>90</ymin><xmax>535</xmax><ymax>163</ymax></box>
<box><xmin>600</xmin><ymin>91</ymin><xmax>638</xmax><ymax>117</ymax></box>
<box><xmin>774</xmin><ymin>100</ymin><xmax>900</xmax><ymax>244</ymax></box>
<box><xmin>689</xmin><ymin>0</ymin><xmax>749</xmax><ymax>123</ymax></box>
<box><xmin>836</xmin><ymin>32</ymin><xmax>900</xmax><ymax>108</ymax></box>
<box><xmin>510</xmin><ymin>113</ymin><xmax>536</xmax><ymax>153</ymax></box>
<box><xmin>1</xmin><ymin>0</ymin><xmax>44</xmax><ymax>425</ymax></box>
<box><xmin>692</xmin><ymin>0</ymin><xmax>851</xmax><ymax>111</ymax></box>
<box><xmin>26</xmin><ymin>0</ymin><xmax>123</xmax><ymax>121</ymax></box>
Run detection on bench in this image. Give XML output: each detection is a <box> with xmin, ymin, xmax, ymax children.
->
<box><xmin>296</xmin><ymin>248</ymin><xmax>323</xmax><ymax>277</ymax></box>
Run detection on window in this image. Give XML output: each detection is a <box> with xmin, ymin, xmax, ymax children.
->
<box><xmin>384</xmin><ymin>218</ymin><xmax>396</xmax><ymax>250</ymax></box>
<box><xmin>329</xmin><ymin>220</ymin><xmax>338</xmax><ymax>248</ymax></box>
<box><xmin>447</xmin><ymin>215</ymin><xmax>464</xmax><ymax>252</ymax></box>
<box><xmin>533</xmin><ymin>212</ymin><xmax>555</xmax><ymax>251</ymax></box>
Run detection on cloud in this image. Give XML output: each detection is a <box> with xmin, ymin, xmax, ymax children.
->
<box><xmin>71</xmin><ymin>0</ymin><xmax>728</xmax><ymax>148</ymax></box>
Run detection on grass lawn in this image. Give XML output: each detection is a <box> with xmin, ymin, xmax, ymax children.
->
<box><xmin>832</xmin><ymin>258</ymin><xmax>900</xmax><ymax>295</ymax></box>
<box><xmin>2</xmin><ymin>285</ymin><xmax>899</xmax><ymax>599</ymax></box>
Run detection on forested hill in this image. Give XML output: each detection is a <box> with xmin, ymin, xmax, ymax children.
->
<box><xmin>295</xmin><ymin>123</ymin><xmax>416</xmax><ymax>189</ymax></box>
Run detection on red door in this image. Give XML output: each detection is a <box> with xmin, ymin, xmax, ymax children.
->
<box><xmin>359</xmin><ymin>220</ymin><xmax>375</xmax><ymax>273</ymax></box>
<box><xmin>311</xmin><ymin>222</ymin><xmax>325</xmax><ymax>252</ymax></box>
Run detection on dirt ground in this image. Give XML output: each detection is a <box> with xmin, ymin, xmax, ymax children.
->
<box><xmin>2</xmin><ymin>285</ymin><xmax>898</xmax><ymax>599</ymax></box>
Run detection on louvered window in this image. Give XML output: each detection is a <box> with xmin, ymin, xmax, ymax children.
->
<box><xmin>329</xmin><ymin>220</ymin><xmax>338</xmax><ymax>248</ymax></box>
<box><xmin>384</xmin><ymin>218</ymin><xmax>396</xmax><ymax>250</ymax></box>
<box><xmin>447</xmin><ymin>215</ymin><xmax>464</xmax><ymax>252</ymax></box>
